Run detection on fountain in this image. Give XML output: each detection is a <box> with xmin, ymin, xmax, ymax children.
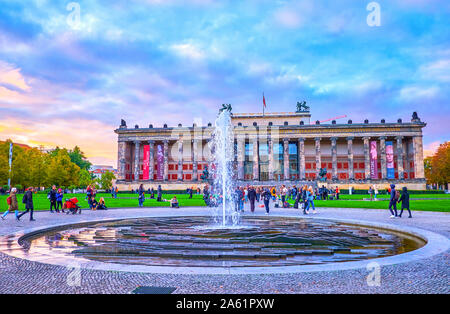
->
<box><xmin>210</xmin><ymin>105</ymin><xmax>240</xmax><ymax>227</ymax></box>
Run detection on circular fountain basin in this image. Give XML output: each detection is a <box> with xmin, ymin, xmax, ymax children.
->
<box><xmin>17</xmin><ymin>216</ymin><xmax>425</xmax><ymax>269</ymax></box>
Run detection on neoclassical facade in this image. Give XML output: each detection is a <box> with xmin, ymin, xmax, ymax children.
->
<box><xmin>115</xmin><ymin>111</ymin><xmax>426</xmax><ymax>190</ymax></box>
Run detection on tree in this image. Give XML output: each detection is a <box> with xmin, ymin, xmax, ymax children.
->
<box><xmin>425</xmin><ymin>142</ymin><xmax>450</xmax><ymax>188</ymax></box>
<box><xmin>46</xmin><ymin>149</ymin><xmax>80</xmax><ymax>187</ymax></box>
<box><xmin>98</xmin><ymin>170</ymin><xmax>116</xmax><ymax>190</ymax></box>
<box><xmin>68</xmin><ymin>146</ymin><xmax>92</xmax><ymax>171</ymax></box>
<box><xmin>78</xmin><ymin>169</ymin><xmax>93</xmax><ymax>189</ymax></box>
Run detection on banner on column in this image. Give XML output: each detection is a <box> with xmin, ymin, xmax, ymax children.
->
<box><xmin>156</xmin><ymin>144</ymin><xmax>164</xmax><ymax>180</ymax></box>
<box><xmin>142</xmin><ymin>144</ymin><xmax>150</xmax><ymax>180</ymax></box>
<box><xmin>370</xmin><ymin>141</ymin><xmax>378</xmax><ymax>179</ymax></box>
<box><xmin>386</xmin><ymin>141</ymin><xmax>395</xmax><ymax>179</ymax></box>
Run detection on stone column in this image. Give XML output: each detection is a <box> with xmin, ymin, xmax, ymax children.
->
<box><xmin>283</xmin><ymin>138</ymin><xmax>290</xmax><ymax>180</ymax></box>
<box><xmin>413</xmin><ymin>135</ymin><xmax>425</xmax><ymax>179</ymax></box>
<box><xmin>347</xmin><ymin>137</ymin><xmax>354</xmax><ymax>180</ymax></box>
<box><xmin>380</xmin><ymin>136</ymin><xmax>387</xmax><ymax>179</ymax></box>
<box><xmin>363</xmin><ymin>137</ymin><xmax>370</xmax><ymax>179</ymax></box>
<box><xmin>331</xmin><ymin>137</ymin><xmax>338</xmax><ymax>181</ymax></box>
<box><xmin>117</xmin><ymin>141</ymin><xmax>127</xmax><ymax>181</ymax></box>
<box><xmin>149</xmin><ymin>140</ymin><xmax>155</xmax><ymax>181</ymax></box>
<box><xmin>298</xmin><ymin>138</ymin><xmax>305</xmax><ymax>180</ymax></box>
<box><xmin>396</xmin><ymin>136</ymin><xmax>404</xmax><ymax>180</ymax></box>
<box><xmin>268</xmin><ymin>138</ymin><xmax>274</xmax><ymax>181</ymax></box>
<box><xmin>315</xmin><ymin>137</ymin><xmax>321</xmax><ymax>178</ymax></box>
<box><xmin>192</xmin><ymin>139</ymin><xmax>198</xmax><ymax>181</ymax></box>
<box><xmin>163</xmin><ymin>140</ymin><xmax>169</xmax><ymax>181</ymax></box>
<box><xmin>252</xmin><ymin>137</ymin><xmax>259</xmax><ymax>180</ymax></box>
<box><xmin>133</xmin><ymin>140</ymin><xmax>140</xmax><ymax>181</ymax></box>
<box><xmin>178</xmin><ymin>138</ymin><xmax>183</xmax><ymax>181</ymax></box>
<box><xmin>237</xmin><ymin>136</ymin><xmax>245</xmax><ymax>180</ymax></box>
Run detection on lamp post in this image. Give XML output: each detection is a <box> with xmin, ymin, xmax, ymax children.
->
<box><xmin>7</xmin><ymin>142</ymin><xmax>13</xmax><ymax>189</ymax></box>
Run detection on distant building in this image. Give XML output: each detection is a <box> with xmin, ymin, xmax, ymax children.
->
<box><xmin>89</xmin><ymin>165</ymin><xmax>118</xmax><ymax>179</ymax></box>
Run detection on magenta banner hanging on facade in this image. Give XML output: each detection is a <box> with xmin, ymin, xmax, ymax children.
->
<box><xmin>142</xmin><ymin>144</ymin><xmax>150</xmax><ymax>180</ymax></box>
<box><xmin>370</xmin><ymin>141</ymin><xmax>378</xmax><ymax>179</ymax></box>
<box><xmin>156</xmin><ymin>144</ymin><xmax>164</xmax><ymax>180</ymax></box>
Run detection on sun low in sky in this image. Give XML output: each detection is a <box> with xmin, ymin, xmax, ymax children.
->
<box><xmin>0</xmin><ymin>0</ymin><xmax>449</xmax><ymax>166</ymax></box>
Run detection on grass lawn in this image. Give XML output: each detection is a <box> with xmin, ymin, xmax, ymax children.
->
<box><xmin>338</xmin><ymin>194</ymin><xmax>450</xmax><ymax>200</ymax></box>
<box><xmin>0</xmin><ymin>193</ymin><xmax>206</xmax><ymax>211</ymax></box>
<box><xmin>288</xmin><ymin>199</ymin><xmax>450</xmax><ymax>212</ymax></box>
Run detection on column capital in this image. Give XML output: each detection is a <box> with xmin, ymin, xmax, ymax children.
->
<box><xmin>346</xmin><ymin>136</ymin><xmax>354</xmax><ymax>141</ymax></box>
<box><xmin>380</xmin><ymin>136</ymin><xmax>387</xmax><ymax>140</ymax></box>
<box><xmin>297</xmin><ymin>137</ymin><xmax>305</xmax><ymax>142</ymax></box>
<box><xmin>133</xmin><ymin>140</ymin><xmax>141</xmax><ymax>145</ymax></box>
<box><xmin>363</xmin><ymin>136</ymin><xmax>370</xmax><ymax>141</ymax></box>
<box><xmin>330</xmin><ymin>137</ymin><xmax>337</xmax><ymax>142</ymax></box>
<box><xmin>283</xmin><ymin>138</ymin><xmax>289</xmax><ymax>143</ymax></box>
<box><xmin>148</xmin><ymin>140</ymin><xmax>155</xmax><ymax>145</ymax></box>
<box><xmin>315</xmin><ymin>137</ymin><xmax>321</xmax><ymax>142</ymax></box>
<box><xmin>396</xmin><ymin>136</ymin><xmax>404</xmax><ymax>141</ymax></box>
<box><xmin>163</xmin><ymin>139</ymin><xmax>169</xmax><ymax>144</ymax></box>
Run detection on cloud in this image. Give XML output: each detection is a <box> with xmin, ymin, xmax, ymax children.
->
<box><xmin>0</xmin><ymin>62</ymin><xmax>30</xmax><ymax>91</ymax></box>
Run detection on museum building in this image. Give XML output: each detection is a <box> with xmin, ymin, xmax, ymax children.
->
<box><xmin>115</xmin><ymin>109</ymin><xmax>426</xmax><ymax>190</ymax></box>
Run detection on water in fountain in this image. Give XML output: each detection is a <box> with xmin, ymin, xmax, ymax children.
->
<box><xmin>210</xmin><ymin>109</ymin><xmax>240</xmax><ymax>227</ymax></box>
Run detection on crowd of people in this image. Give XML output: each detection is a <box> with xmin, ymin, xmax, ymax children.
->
<box><xmin>1</xmin><ymin>181</ymin><xmax>412</xmax><ymax>222</ymax></box>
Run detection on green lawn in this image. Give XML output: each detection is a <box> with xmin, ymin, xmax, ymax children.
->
<box><xmin>0</xmin><ymin>193</ymin><xmax>206</xmax><ymax>211</ymax></box>
<box><xmin>338</xmin><ymin>193</ymin><xmax>450</xmax><ymax>200</ymax></box>
<box><xmin>288</xmin><ymin>198</ymin><xmax>450</xmax><ymax>212</ymax></box>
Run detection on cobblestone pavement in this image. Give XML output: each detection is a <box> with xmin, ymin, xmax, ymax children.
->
<box><xmin>0</xmin><ymin>204</ymin><xmax>448</xmax><ymax>294</ymax></box>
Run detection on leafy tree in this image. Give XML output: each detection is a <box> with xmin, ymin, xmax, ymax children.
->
<box><xmin>68</xmin><ymin>146</ymin><xmax>92</xmax><ymax>171</ymax></box>
<box><xmin>425</xmin><ymin>142</ymin><xmax>450</xmax><ymax>188</ymax></box>
<box><xmin>46</xmin><ymin>149</ymin><xmax>80</xmax><ymax>187</ymax></box>
<box><xmin>98</xmin><ymin>170</ymin><xmax>116</xmax><ymax>190</ymax></box>
<box><xmin>78</xmin><ymin>169</ymin><xmax>93</xmax><ymax>189</ymax></box>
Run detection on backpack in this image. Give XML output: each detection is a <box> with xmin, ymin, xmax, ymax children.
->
<box><xmin>22</xmin><ymin>194</ymin><xmax>27</xmax><ymax>204</ymax></box>
<box><xmin>6</xmin><ymin>196</ymin><xmax>11</xmax><ymax>206</ymax></box>
<box><xmin>395</xmin><ymin>190</ymin><xmax>400</xmax><ymax>201</ymax></box>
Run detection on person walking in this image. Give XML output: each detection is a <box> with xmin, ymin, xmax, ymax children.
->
<box><xmin>335</xmin><ymin>186</ymin><xmax>340</xmax><ymax>200</ymax></box>
<box><xmin>388</xmin><ymin>184</ymin><xmax>399</xmax><ymax>218</ymax></box>
<box><xmin>1</xmin><ymin>187</ymin><xmax>19</xmax><ymax>220</ymax></box>
<box><xmin>369</xmin><ymin>186</ymin><xmax>374</xmax><ymax>201</ymax></box>
<box><xmin>281</xmin><ymin>185</ymin><xmax>287</xmax><ymax>204</ymax></box>
<box><xmin>304</xmin><ymin>186</ymin><xmax>316</xmax><ymax>215</ymax></box>
<box><xmin>262</xmin><ymin>188</ymin><xmax>271</xmax><ymax>215</ymax></box>
<box><xmin>398</xmin><ymin>187</ymin><xmax>412</xmax><ymax>218</ymax></box>
<box><xmin>189</xmin><ymin>187</ymin><xmax>193</xmax><ymax>199</ymax></box>
<box><xmin>17</xmin><ymin>187</ymin><xmax>35</xmax><ymax>221</ymax></box>
<box><xmin>248</xmin><ymin>186</ymin><xmax>256</xmax><ymax>213</ymax></box>
<box><xmin>49</xmin><ymin>185</ymin><xmax>57</xmax><ymax>213</ymax></box>
<box><xmin>56</xmin><ymin>188</ymin><xmax>64</xmax><ymax>213</ymax></box>
<box><xmin>138</xmin><ymin>184</ymin><xmax>145</xmax><ymax>207</ymax></box>
<box><xmin>157</xmin><ymin>185</ymin><xmax>162</xmax><ymax>202</ymax></box>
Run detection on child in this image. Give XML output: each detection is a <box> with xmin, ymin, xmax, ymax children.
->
<box><xmin>398</xmin><ymin>187</ymin><xmax>412</xmax><ymax>218</ymax></box>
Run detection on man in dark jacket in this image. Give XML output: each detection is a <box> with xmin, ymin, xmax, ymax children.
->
<box><xmin>49</xmin><ymin>185</ymin><xmax>57</xmax><ymax>213</ymax></box>
<box><xmin>388</xmin><ymin>184</ymin><xmax>398</xmax><ymax>218</ymax></box>
<box><xmin>157</xmin><ymin>185</ymin><xmax>162</xmax><ymax>202</ymax></box>
<box><xmin>248</xmin><ymin>186</ymin><xmax>256</xmax><ymax>213</ymax></box>
<box><xmin>398</xmin><ymin>187</ymin><xmax>412</xmax><ymax>218</ymax></box>
<box><xmin>18</xmin><ymin>187</ymin><xmax>35</xmax><ymax>221</ymax></box>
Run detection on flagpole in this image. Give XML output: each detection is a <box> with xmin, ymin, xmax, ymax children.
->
<box><xmin>263</xmin><ymin>92</ymin><xmax>265</xmax><ymax>116</ymax></box>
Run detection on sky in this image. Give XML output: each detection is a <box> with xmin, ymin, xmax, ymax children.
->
<box><xmin>0</xmin><ymin>0</ymin><xmax>449</xmax><ymax>167</ymax></box>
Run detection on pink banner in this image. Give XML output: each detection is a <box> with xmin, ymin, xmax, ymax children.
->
<box><xmin>156</xmin><ymin>144</ymin><xmax>164</xmax><ymax>180</ymax></box>
<box><xmin>370</xmin><ymin>141</ymin><xmax>378</xmax><ymax>179</ymax></box>
<box><xmin>143</xmin><ymin>144</ymin><xmax>150</xmax><ymax>180</ymax></box>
